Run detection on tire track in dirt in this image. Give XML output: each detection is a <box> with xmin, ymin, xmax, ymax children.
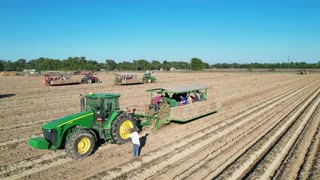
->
<box><xmin>298</xmin><ymin>119</ymin><xmax>320</xmax><ymax>179</ymax></box>
<box><xmin>275</xmin><ymin>100</ymin><xmax>320</xmax><ymax>179</ymax></box>
<box><xmin>151</xmin><ymin>81</ymin><xmax>317</xmax><ymax>180</ymax></box>
<box><xmin>0</xmin><ymin>141</ymin><xmax>127</xmax><ymax>180</ymax></box>
<box><xmin>214</xmin><ymin>88</ymin><xmax>320</xmax><ymax>179</ymax></box>
<box><xmin>308</xmin><ymin>136</ymin><xmax>320</xmax><ymax>179</ymax></box>
<box><xmin>1</xmin><ymin>154</ymin><xmax>71</xmax><ymax>180</ymax></box>
<box><xmin>0</xmin><ymin>119</ymin><xmax>56</xmax><ymax>132</ymax></box>
<box><xmin>244</xmin><ymin>89</ymin><xmax>320</xmax><ymax>179</ymax></box>
<box><xmin>0</xmin><ymin>151</ymin><xmax>69</xmax><ymax>179</ymax></box>
<box><xmin>0</xmin><ymin>136</ymin><xmax>40</xmax><ymax>151</ymax></box>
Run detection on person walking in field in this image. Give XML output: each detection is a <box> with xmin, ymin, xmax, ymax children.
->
<box><xmin>129</xmin><ymin>128</ymin><xmax>140</xmax><ymax>157</ymax></box>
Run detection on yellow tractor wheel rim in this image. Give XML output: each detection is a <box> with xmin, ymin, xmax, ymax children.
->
<box><xmin>77</xmin><ymin>137</ymin><xmax>91</xmax><ymax>154</ymax></box>
<box><xmin>119</xmin><ymin>120</ymin><xmax>134</xmax><ymax>139</ymax></box>
<box><xmin>148</xmin><ymin>79</ymin><xmax>151</xmax><ymax>83</ymax></box>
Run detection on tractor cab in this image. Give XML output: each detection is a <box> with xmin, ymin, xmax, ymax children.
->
<box><xmin>81</xmin><ymin>93</ymin><xmax>120</xmax><ymax>122</ymax></box>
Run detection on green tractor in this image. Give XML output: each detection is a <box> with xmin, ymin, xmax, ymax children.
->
<box><xmin>29</xmin><ymin>93</ymin><xmax>140</xmax><ymax>159</ymax></box>
<box><xmin>143</xmin><ymin>72</ymin><xmax>157</xmax><ymax>83</ymax></box>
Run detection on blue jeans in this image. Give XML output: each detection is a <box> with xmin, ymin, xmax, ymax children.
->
<box><xmin>133</xmin><ymin>144</ymin><xmax>140</xmax><ymax>157</ymax></box>
<box><xmin>153</xmin><ymin>104</ymin><xmax>159</xmax><ymax>112</ymax></box>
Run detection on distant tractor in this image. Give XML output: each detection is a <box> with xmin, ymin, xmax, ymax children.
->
<box><xmin>114</xmin><ymin>72</ymin><xmax>157</xmax><ymax>85</ymax></box>
<box><xmin>143</xmin><ymin>72</ymin><xmax>157</xmax><ymax>83</ymax></box>
<box><xmin>29</xmin><ymin>84</ymin><xmax>218</xmax><ymax>159</ymax></box>
<box><xmin>81</xmin><ymin>74</ymin><xmax>101</xmax><ymax>84</ymax></box>
<box><xmin>297</xmin><ymin>69</ymin><xmax>308</xmax><ymax>75</ymax></box>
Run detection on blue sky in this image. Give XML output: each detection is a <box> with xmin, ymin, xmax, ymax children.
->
<box><xmin>0</xmin><ymin>0</ymin><xmax>319</xmax><ymax>64</ymax></box>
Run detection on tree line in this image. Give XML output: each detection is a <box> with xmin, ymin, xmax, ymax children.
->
<box><xmin>211</xmin><ymin>62</ymin><xmax>320</xmax><ymax>69</ymax></box>
<box><xmin>0</xmin><ymin>57</ymin><xmax>207</xmax><ymax>71</ymax></box>
<box><xmin>0</xmin><ymin>57</ymin><xmax>319</xmax><ymax>71</ymax></box>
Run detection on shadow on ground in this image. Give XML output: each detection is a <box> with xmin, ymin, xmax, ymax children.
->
<box><xmin>0</xmin><ymin>94</ymin><xmax>15</xmax><ymax>99</ymax></box>
<box><xmin>139</xmin><ymin>133</ymin><xmax>149</xmax><ymax>155</ymax></box>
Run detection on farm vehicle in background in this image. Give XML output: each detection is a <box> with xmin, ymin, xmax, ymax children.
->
<box><xmin>114</xmin><ymin>72</ymin><xmax>157</xmax><ymax>85</ymax></box>
<box><xmin>44</xmin><ymin>74</ymin><xmax>101</xmax><ymax>86</ymax></box>
<box><xmin>81</xmin><ymin>74</ymin><xmax>101</xmax><ymax>84</ymax></box>
<box><xmin>143</xmin><ymin>72</ymin><xmax>157</xmax><ymax>83</ymax></box>
<box><xmin>28</xmin><ymin>85</ymin><xmax>219</xmax><ymax>159</ymax></box>
<box><xmin>297</xmin><ymin>69</ymin><xmax>308</xmax><ymax>75</ymax></box>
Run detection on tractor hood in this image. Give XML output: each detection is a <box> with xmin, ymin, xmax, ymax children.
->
<box><xmin>29</xmin><ymin>110</ymin><xmax>95</xmax><ymax>150</ymax></box>
<box><xmin>43</xmin><ymin>110</ymin><xmax>94</xmax><ymax>130</ymax></box>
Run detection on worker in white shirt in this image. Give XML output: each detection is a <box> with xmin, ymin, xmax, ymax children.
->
<box><xmin>129</xmin><ymin>128</ymin><xmax>140</xmax><ymax>157</ymax></box>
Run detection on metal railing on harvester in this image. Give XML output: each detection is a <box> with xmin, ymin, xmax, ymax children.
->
<box><xmin>135</xmin><ymin>99</ymin><xmax>171</xmax><ymax>130</ymax></box>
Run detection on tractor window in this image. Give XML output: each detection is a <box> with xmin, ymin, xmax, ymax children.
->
<box><xmin>86</xmin><ymin>98</ymin><xmax>101</xmax><ymax>110</ymax></box>
<box><xmin>115</xmin><ymin>98</ymin><xmax>119</xmax><ymax>109</ymax></box>
<box><xmin>104</xmin><ymin>98</ymin><xmax>119</xmax><ymax>111</ymax></box>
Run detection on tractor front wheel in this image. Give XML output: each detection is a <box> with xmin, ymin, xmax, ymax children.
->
<box><xmin>112</xmin><ymin>114</ymin><xmax>138</xmax><ymax>144</ymax></box>
<box><xmin>65</xmin><ymin>129</ymin><xmax>95</xmax><ymax>159</ymax></box>
<box><xmin>87</xmin><ymin>79</ymin><xmax>92</xmax><ymax>84</ymax></box>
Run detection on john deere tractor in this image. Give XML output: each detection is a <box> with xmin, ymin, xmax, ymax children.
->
<box><xmin>29</xmin><ymin>93</ymin><xmax>139</xmax><ymax>159</ymax></box>
<box><xmin>143</xmin><ymin>72</ymin><xmax>157</xmax><ymax>83</ymax></box>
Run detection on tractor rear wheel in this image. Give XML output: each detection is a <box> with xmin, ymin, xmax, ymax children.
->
<box><xmin>112</xmin><ymin>114</ymin><xmax>137</xmax><ymax>144</ymax></box>
<box><xmin>65</xmin><ymin>129</ymin><xmax>95</xmax><ymax>159</ymax></box>
<box><xmin>87</xmin><ymin>79</ymin><xmax>92</xmax><ymax>84</ymax></box>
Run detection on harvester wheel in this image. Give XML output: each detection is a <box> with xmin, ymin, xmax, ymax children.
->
<box><xmin>65</xmin><ymin>129</ymin><xmax>95</xmax><ymax>159</ymax></box>
<box><xmin>112</xmin><ymin>114</ymin><xmax>138</xmax><ymax>144</ymax></box>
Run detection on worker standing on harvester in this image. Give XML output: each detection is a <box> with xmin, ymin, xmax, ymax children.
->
<box><xmin>129</xmin><ymin>128</ymin><xmax>140</xmax><ymax>157</ymax></box>
<box><xmin>153</xmin><ymin>93</ymin><xmax>161</xmax><ymax>113</ymax></box>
